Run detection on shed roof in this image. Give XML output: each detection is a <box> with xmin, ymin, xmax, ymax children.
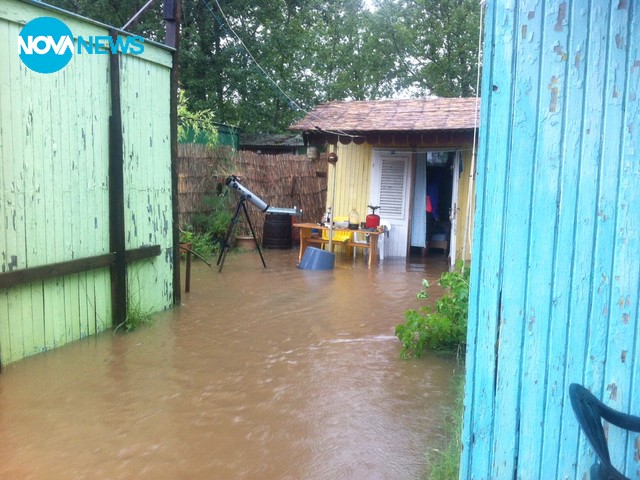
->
<box><xmin>289</xmin><ymin>97</ymin><xmax>480</xmax><ymax>133</ymax></box>
<box><xmin>239</xmin><ymin>133</ymin><xmax>304</xmax><ymax>148</ymax></box>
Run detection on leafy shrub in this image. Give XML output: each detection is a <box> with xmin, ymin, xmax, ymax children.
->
<box><xmin>395</xmin><ymin>261</ymin><xmax>470</xmax><ymax>358</ymax></box>
<box><xmin>182</xmin><ymin>187</ymin><xmax>234</xmax><ymax>258</ymax></box>
<box><xmin>179</xmin><ymin>226</ymin><xmax>217</xmax><ymax>259</ymax></box>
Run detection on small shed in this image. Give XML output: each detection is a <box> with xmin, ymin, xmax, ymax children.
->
<box><xmin>239</xmin><ymin>133</ymin><xmax>305</xmax><ymax>155</ymax></box>
<box><xmin>290</xmin><ymin>98</ymin><xmax>479</xmax><ymax>265</ymax></box>
<box><xmin>461</xmin><ymin>1</ymin><xmax>640</xmax><ymax>479</ymax></box>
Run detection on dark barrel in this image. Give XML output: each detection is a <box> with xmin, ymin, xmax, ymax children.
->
<box><xmin>262</xmin><ymin>213</ymin><xmax>292</xmax><ymax>249</ymax></box>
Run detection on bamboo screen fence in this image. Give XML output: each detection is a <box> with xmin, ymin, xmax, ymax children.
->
<box><xmin>177</xmin><ymin>144</ymin><xmax>328</xmax><ymax>242</ymax></box>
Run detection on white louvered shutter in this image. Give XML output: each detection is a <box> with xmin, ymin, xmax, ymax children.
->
<box><xmin>378</xmin><ymin>156</ymin><xmax>408</xmax><ymax>220</ymax></box>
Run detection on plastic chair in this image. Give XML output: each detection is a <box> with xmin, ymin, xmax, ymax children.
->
<box><xmin>322</xmin><ymin>216</ymin><xmax>352</xmax><ymax>252</ymax></box>
<box><xmin>351</xmin><ymin>229</ymin><xmax>369</xmax><ymax>259</ymax></box>
<box><xmin>378</xmin><ymin>221</ymin><xmax>391</xmax><ymax>260</ymax></box>
<box><xmin>569</xmin><ymin>383</ymin><xmax>640</xmax><ymax>480</ymax></box>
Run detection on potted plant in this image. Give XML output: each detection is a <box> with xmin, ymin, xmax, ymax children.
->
<box><xmin>234</xmin><ymin>216</ymin><xmax>257</xmax><ymax>251</ymax></box>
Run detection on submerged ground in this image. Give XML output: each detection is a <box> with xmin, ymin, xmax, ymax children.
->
<box><xmin>0</xmin><ymin>249</ymin><xmax>457</xmax><ymax>479</ymax></box>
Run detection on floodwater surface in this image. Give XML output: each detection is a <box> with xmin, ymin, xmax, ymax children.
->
<box><xmin>0</xmin><ymin>250</ymin><xmax>459</xmax><ymax>480</ymax></box>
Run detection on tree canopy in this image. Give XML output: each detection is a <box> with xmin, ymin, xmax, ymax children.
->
<box><xmin>46</xmin><ymin>0</ymin><xmax>481</xmax><ymax>133</ymax></box>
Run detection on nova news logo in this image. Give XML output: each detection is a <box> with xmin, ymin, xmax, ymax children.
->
<box><xmin>19</xmin><ymin>17</ymin><xmax>145</xmax><ymax>74</ymax></box>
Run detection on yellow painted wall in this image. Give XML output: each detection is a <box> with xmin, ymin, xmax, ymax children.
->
<box><xmin>327</xmin><ymin>142</ymin><xmax>477</xmax><ymax>262</ymax></box>
<box><xmin>456</xmin><ymin>149</ymin><xmax>476</xmax><ymax>262</ymax></box>
<box><xmin>327</xmin><ymin>143</ymin><xmax>373</xmax><ymax>223</ymax></box>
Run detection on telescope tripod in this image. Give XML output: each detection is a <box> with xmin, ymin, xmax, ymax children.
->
<box><xmin>217</xmin><ymin>196</ymin><xmax>267</xmax><ymax>273</ymax></box>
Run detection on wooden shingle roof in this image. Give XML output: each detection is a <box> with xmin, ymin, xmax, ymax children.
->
<box><xmin>289</xmin><ymin>97</ymin><xmax>479</xmax><ymax>133</ymax></box>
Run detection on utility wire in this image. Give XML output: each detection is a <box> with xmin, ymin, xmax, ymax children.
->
<box><xmin>461</xmin><ymin>0</ymin><xmax>484</xmax><ymax>270</ymax></box>
<box><xmin>200</xmin><ymin>0</ymin><xmax>364</xmax><ymax>140</ymax></box>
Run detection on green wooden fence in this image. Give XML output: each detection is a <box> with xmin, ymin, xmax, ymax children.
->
<box><xmin>0</xmin><ymin>0</ymin><xmax>176</xmax><ymax>366</ymax></box>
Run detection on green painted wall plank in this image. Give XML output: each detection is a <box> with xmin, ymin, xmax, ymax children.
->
<box><xmin>0</xmin><ymin>19</ymin><xmax>11</xmax><ymax>362</ymax></box>
<box><xmin>120</xmin><ymin>53</ymin><xmax>173</xmax><ymax>315</ymax></box>
<box><xmin>0</xmin><ymin>290</ymin><xmax>8</xmax><ymax>362</ymax></box>
<box><xmin>7</xmin><ymin>289</ymin><xmax>24</xmax><ymax>363</ymax></box>
<box><xmin>42</xmin><ymin>278</ymin><xmax>58</xmax><ymax>349</ymax></box>
<box><xmin>30</xmin><ymin>283</ymin><xmax>45</xmax><ymax>356</ymax></box>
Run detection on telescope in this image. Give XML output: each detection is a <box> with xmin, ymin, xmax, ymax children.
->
<box><xmin>217</xmin><ymin>176</ymin><xmax>302</xmax><ymax>272</ymax></box>
<box><xmin>225</xmin><ymin>176</ymin><xmax>301</xmax><ymax>215</ymax></box>
<box><xmin>225</xmin><ymin>175</ymin><xmax>269</xmax><ymax>211</ymax></box>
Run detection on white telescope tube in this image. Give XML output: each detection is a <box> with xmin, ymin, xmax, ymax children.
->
<box><xmin>226</xmin><ymin>176</ymin><xmax>269</xmax><ymax>212</ymax></box>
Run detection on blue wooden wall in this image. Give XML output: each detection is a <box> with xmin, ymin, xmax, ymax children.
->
<box><xmin>461</xmin><ymin>1</ymin><xmax>640</xmax><ymax>478</ymax></box>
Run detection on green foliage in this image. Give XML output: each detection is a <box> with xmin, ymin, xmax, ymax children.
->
<box><xmin>47</xmin><ymin>0</ymin><xmax>482</xmax><ymax>132</ymax></box>
<box><xmin>114</xmin><ymin>267</ymin><xmax>155</xmax><ymax>334</ymax></box>
<box><xmin>115</xmin><ymin>299</ymin><xmax>154</xmax><ymax>334</ymax></box>
<box><xmin>200</xmin><ymin>189</ymin><xmax>234</xmax><ymax>239</ymax></box>
<box><xmin>181</xmin><ymin>186</ymin><xmax>233</xmax><ymax>258</ymax></box>
<box><xmin>424</xmin><ymin>374</ymin><xmax>465</xmax><ymax>480</ymax></box>
<box><xmin>395</xmin><ymin>0</ymin><xmax>482</xmax><ymax>97</ymax></box>
<box><xmin>178</xmin><ymin>90</ymin><xmax>218</xmax><ymax>147</ymax></box>
<box><xmin>395</xmin><ymin>261</ymin><xmax>470</xmax><ymax>358</ymax></box>
<box><xmin>179</xmin><ymin>225</ymin><xmax>217</xmax><ymax>259</ymax></box>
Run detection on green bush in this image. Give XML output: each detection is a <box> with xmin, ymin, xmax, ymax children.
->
<box><xmin>179</xmin><ymin>226</ymin><xmax>217</xmax><ymax>259</ymax></box>
<box><xmin>395</xmin><ymin>261</ymin><xmax>470</xmax><ymax>358</ymax></box>
<box><xmin>181</xmin><ymin>187</ymin><xmax>234</xmax><ymax>258</ymax></box>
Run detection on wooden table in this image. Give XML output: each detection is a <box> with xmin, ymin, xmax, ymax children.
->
<box><xmin>293</xmin><ymin>223</ymin><xmax>383</xmax><ymax>267</ymax></box>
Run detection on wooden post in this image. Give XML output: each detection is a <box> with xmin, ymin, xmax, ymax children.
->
<box><xmin>165</xmin><ymin>0</ymin><xmax>182</xmax><ymax>304</ymax></box>
<box><xmin>108</xmin><ymin>28</ymin><xmax>127</xmax><ymax>326</ymax></box>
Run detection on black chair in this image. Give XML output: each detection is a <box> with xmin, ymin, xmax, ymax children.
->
<box><xmin>569</xmin><ymin>383</ymin><xmax>640</xmax><ymax>480</ymax></box>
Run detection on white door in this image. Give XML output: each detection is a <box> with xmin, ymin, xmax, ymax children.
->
<box><xmin>369</xmin><ymin>150</ymin><xmax>411</xmax><ymax>257</ymax></box>
<box><xmin>448</xmin><ymin>151</ymin><xmax>461</xmax><ymax>267</ymax></box>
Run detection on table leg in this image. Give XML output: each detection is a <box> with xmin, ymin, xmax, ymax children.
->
<box><xmin>298</xmin><ymin>228</ymin><xmax>311</xmax><ymax>261</ymax></box>
<box><xmin>368</xmin><ymin>235</ymin><xmax>379</xmax><ymax>267</ymax></box>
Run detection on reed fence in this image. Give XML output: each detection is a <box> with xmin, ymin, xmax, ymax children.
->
<box><xmin>177</xmin><ymin>144</ymin><xmax>328</xmax><ymax>242</ymax></box>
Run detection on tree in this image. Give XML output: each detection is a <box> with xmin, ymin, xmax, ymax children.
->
<box><xmin>44</xmin><ymin>0</ymin><xmax>164</xmax><ymax>38</ymax></box>
<box><xmin>44</xmin><ymin>0</ymin><xmax>482</xmax><ymax>131</ymax></box>
<box><xmin>380</xmin><ymin>0</ymin><xmax>482</xmax><ymax>97</ymax></box>
<box><xmin>177</xmin><ymin>90</ymin><xmax>218</xmax><ymax>146</ymax></box>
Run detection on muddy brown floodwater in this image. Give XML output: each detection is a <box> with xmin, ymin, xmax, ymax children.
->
<box><xmin>0</xmin><ymin>249</ymin><xmax>459</xmax><ymax>480</ymax></box>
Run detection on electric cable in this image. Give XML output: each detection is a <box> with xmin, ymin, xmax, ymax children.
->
<box><xmin>461</xmin><ymin>0</ymin><xmax>484</xmax><ymax>271</ymax></box>
<box><xmin>200</xmin><ymin>0</ymin><xmax>365</xmax><ymax>140</ymax></box>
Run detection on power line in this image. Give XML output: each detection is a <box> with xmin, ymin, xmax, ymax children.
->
<box><xmin>199</xmin><ymin>0</ymin><xmax>364</xmax><ymax>140</ymax></box>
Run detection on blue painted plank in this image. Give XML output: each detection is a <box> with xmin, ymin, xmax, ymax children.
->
<box><xmin>543</xmin><ymin>3</ymin><xmax>591</xmax><ymax>478</ymax></box>
<box><xmin>463</xmin><ymin>1</ymin><xmax>518</xmax><ymax>478</ymax></box>
<box><xmin>599</xmin><ymin>4</ymin><xmax>635</xmax><ymax>475</ymax></box>
<box><xmin>463</xmin><ymin>2</ymin><xmax>640</xmax><ymax>480</ymax></box>
<box><xmin>490</xmin><ymin>1</ymin><xmax>543</xmax><ymax>477</ymax></box>
<box><xmin>559</xmin><ymin>4</ymin><xmax>612</xmax><ymax>476</ymax></box>
<box><xmin>621</xmin><ymin>5</ymin><xmax>640</xmax><ymax>475</ymax></box>
<box><xmin>516</xmin><ymin>1</ymin><xmax>571</xmax><ymax>477</ymax></box>
<box><xmin>459</xmin><ymin>0</ymin><xmax>493</xmax><ymax>475</ymax></box>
